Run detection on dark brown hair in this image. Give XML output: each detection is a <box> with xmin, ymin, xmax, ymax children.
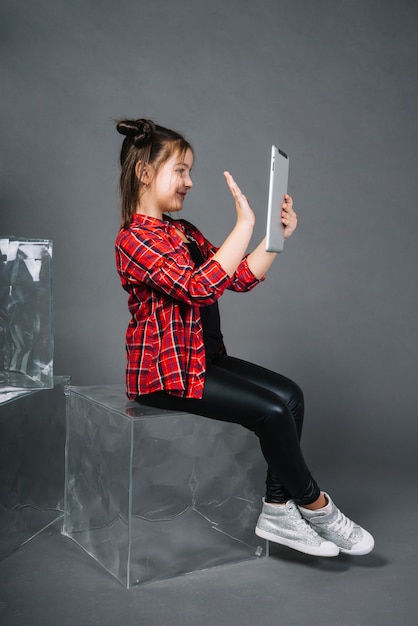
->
<box><xmin>116</xmin><ymin>118</ymin><xmax>193</xmax><ymax>228</ymax></box>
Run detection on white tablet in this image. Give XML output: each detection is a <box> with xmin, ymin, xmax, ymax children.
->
<box><xmin>266</xmin><ymin>145</ymin><xmax>289</xmax><ymax>253</ymax></box>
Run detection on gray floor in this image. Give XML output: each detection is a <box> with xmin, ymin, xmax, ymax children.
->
<box><xmin>0</xmin><ymin>472</ymin><xmax>417</xmax><ymax>626</ymax></box>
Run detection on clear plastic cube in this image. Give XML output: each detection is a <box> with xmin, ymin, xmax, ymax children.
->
<box><xmin>63</xmin><ymin>384</ymin><xmax>268</xmax><ymax>587</ymax></box>
<box><xmin>0</xmin><ymin>377</ymin><xmax>67</xmax><ymax>561</ymax></box>
<box><xmin>0</xmin><ymin>237</ymin><xmax>53</xmax><ymax>398</ymax></box>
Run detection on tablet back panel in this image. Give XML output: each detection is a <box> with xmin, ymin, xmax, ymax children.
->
<box><xmin>266</xmin><ymin>145</ymin><xmax>289</xmax><ymax>253</ymax></box>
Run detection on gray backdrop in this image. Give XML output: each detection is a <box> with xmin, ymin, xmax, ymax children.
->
<box><xmin>1</xmin><ymin>0</ymin><xmax>417</xmax><ymax>476</ymax></box>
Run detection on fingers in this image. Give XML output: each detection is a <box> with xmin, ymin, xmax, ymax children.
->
<box><xmin>224</xmin><ymin>171</ymin><xmax>256</xmax><ymax>227</ymax></box>
<box><xmin>224</xmin><ymin>171</ymin><xmax>247</xmax><ymax>203</ymax></box>
<box><xmin>281</xmin><ymin>194</ymin><xmax>294</xmax><ymax>217</ymax></box>
<box><xmin>224</xmin><ymin>171</ymin><xmax>236</xmax><ymax>196</ymax></box>
<box><xmin>281</xmin><ymin>194</ymin><xmax>297</xmax><ymax>238</ymax></box>
<box><xmin>224</xmin><ymin>171</ymin><xmax>240</xmax><ymax>194</ymax></box>
<box><xmin>282</xmin><ymin>193</ymin><xmax>293</xmax><ymax>209</ymax></box>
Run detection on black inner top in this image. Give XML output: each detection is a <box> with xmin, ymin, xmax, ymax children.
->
<box><xmin>185</xmin><ymin>240</ymin><xmax>224</xmax><ymax>360</ymax></box>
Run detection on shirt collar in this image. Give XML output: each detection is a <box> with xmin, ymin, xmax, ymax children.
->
<box><xmin>130</xmin><ymin>213</ymin><xmax>171</xmax><ymax>228</ymax></box>
<box><xmin>130</xmin><ymin>213</ymin><xmax>187</xmax><ymax>238</ymax></box>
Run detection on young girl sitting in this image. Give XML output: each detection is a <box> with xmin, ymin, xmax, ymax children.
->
<box><xmin>115</xmin><ymin>118</ymin><xmax>374</xmax><ymax>558</ymax></box>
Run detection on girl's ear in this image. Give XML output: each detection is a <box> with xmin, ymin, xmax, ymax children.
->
<box><xmin>135</xmin><ymin>161</ymin><xmax>153</xmax><ymax>184</ymax></box>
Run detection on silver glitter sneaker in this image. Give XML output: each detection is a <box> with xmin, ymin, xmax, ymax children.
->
<box><xmin>299</xmin><ymin>493</ymin><xmax>375</xmax><ymax>555</ymax></box>
<box><xmin>255</xmin><ymin>499</ymin><xmax>340</xmax><ymax>557</ymax></box>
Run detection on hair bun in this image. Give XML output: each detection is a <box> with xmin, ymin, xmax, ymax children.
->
<box><xmin>116</xmin><ymin>118</ymin><xmax>155</xmax><ymax>147</ymax></box>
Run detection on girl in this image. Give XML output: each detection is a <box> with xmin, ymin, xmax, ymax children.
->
<box><xmin>115</xmin><ymin>118</ymin><xmax>374</xmax><ymax>558</ymax></box>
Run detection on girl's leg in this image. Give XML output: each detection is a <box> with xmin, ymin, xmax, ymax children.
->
<box><xmin>209</xmin><ymin>358</ymin><xmax>374</xmax><ymax>555</ymax></box>
<box><xmin>138</xmin><ymin>358</ymin><xmax>374</xmax><ymax>556</ymax></box>
<box><xmin>212</xmin><ymin>355</ymin><xmax>305</xmax><ymax>440</ymax></box>
<box><xmin>211</xmin><ymin>355</ymin><xmax>305</xmax><ymax>503</ymax></box>
<box><xmin>138</xmin><ymin>355</ymin><xmax>320</xmax><ymax>506</ymax></box>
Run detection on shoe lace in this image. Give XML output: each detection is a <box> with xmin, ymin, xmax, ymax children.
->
<box><xmin>296</xmin><ymin>515</ymin><xmax>321</xmax><ymax>539</ymax></box>
<box><xmin>327</xmin><ymin>509</ymin><xmax>354</xmax><ymax>540</ymax></box>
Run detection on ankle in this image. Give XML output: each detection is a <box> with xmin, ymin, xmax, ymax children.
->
<box><xmin>301</xmin><ymin>493</ymin><xmax>328</xmax><ymax>511</ymax></box>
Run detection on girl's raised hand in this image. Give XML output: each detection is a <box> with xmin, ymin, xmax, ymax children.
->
<box><xmin>281</xmin><ymin>194</ymin><xmax>297</xmax><ymax>239</ymax></box>
<box><xmin>224</xmin><ymin>172</ymin><xmax>256</xmax><ymax>228</ymax></box>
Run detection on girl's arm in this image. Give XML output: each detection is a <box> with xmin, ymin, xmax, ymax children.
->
<box><xmin>214</xmin><ymin>173</ymin><xmax>297</xmax><ymax>280</ymax></box>
<box><xmin>211</xmin><ymin>172</ymin><xmax>255</xmax><ymax>277</ymax></box>
<box><xmin>246</xmin><ymin>194</ymin><xmax>297</xmax><ymax>279</ymax></box>
<box><xmin>219</xmin><ymin>172</ymin><xmax>297</xmax><ymax>280</ymax></box>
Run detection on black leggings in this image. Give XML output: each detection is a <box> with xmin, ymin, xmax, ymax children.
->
<box><xmin>137</xmin><ymin>354</ymin><xmax>321</xmax><ymax>506</ymax></box>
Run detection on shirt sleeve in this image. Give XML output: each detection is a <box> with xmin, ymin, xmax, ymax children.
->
<box><xmin>116</xmin><ymin>227</ymin><xmax>232</xmax><ymax>306</ymax></box>
<box><xmin>228</xmin><ymin>256</ymin><xmax>266</xmax><ymax>292</ymax></box>
<box><xmin>181</xmin><ymin>220</ymin><xmax>264</xmax><ymax>293</ymax></box>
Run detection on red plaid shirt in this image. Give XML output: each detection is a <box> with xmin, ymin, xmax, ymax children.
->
<box><xmin>115</xmin><ymin>213</ymin><xmax>263</xmax><ymax>399</ymax></box>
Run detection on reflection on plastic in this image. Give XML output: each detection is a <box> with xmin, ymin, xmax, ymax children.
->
<box><xmin>0</xmin><ymin>237</ymin><xmax>53</xmax><ymax>398</ymax></box>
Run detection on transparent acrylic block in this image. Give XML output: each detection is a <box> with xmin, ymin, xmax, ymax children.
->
<box><xmin>0</xmin><ymin>237</ymin><xmax>53</xmax><ymax>398</ymax></box>
<box><xmin>63</xmin><ymin>384</ymin><xmax>268</xmax><ymax>588</ymax></box>
<box><xmin>0</xmin><ymin>377</ymin><xmax>67</xmax><ymax>561</ymax></box>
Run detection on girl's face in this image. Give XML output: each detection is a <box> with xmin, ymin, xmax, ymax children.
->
<box><xmin>146</xmin><ymin>148</ymin><xmax>194</xmax><ymax>216</ymax></box>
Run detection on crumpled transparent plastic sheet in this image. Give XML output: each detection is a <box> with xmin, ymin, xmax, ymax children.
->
<box><xmin>0</xmin><ymin>237</ymin><xmax>53</xmax><ymax>399</ymax></box>
<box><xmin>63</xmin><ymin>384</ymin><xmax>268</xmax><ymax>587</ymax></box>
<box><xmin>0</xmin><ymin>378</ymin><xmax>67</xmax><ymax>561</ymax></box>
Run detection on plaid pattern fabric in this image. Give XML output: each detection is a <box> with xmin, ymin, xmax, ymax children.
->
<box><xmin>115</xmin><ymin>213</ymin><xmax>263</xmax><ymax>399</ymax></box>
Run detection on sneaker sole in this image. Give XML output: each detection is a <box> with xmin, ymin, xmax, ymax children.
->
<box><xmin>255</xmin><ymin>526</ymin><xmax>340</xmax><ymax>557</ymax></box>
